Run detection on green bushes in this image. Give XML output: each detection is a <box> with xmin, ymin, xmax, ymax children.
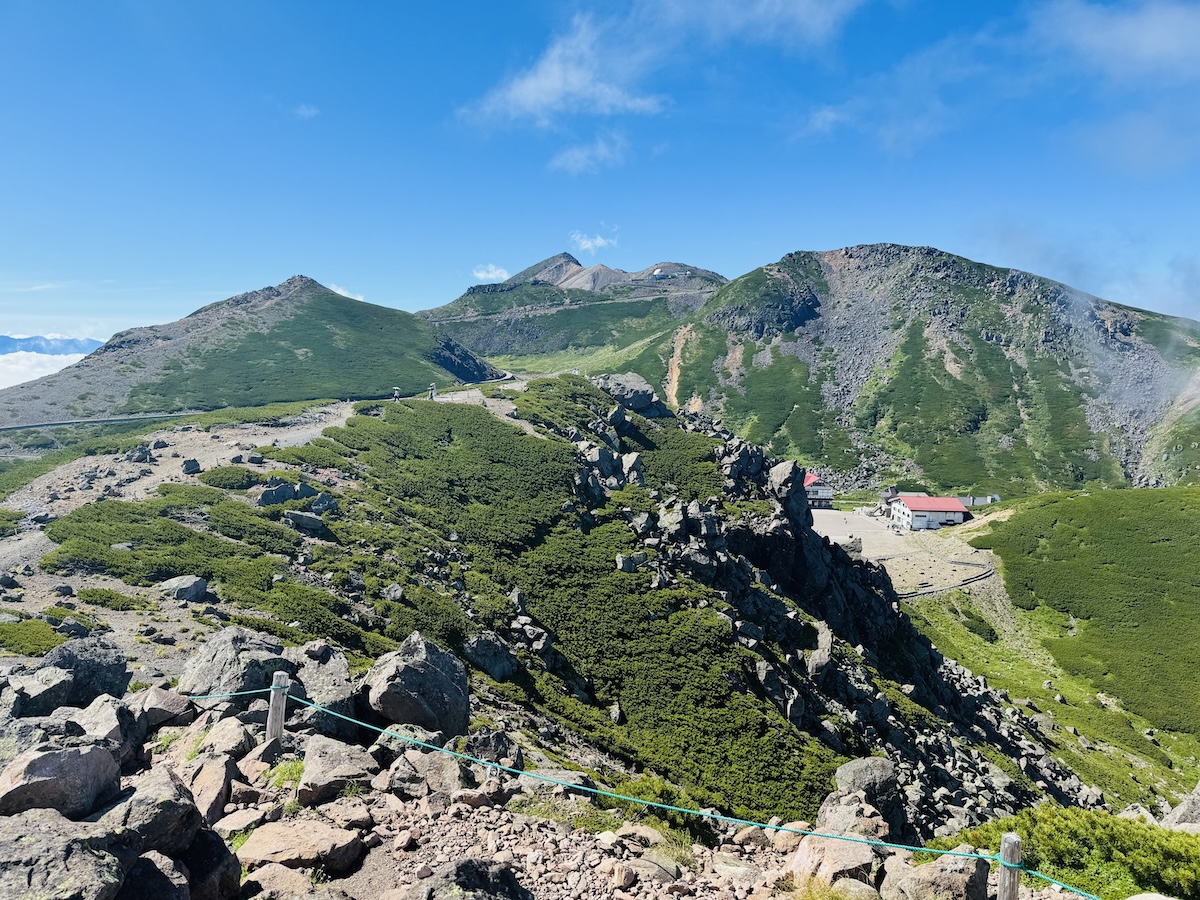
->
<box><xmin>0</xmin><ymin>618</ymin><xmax>65</xmax><ymax>656</ymax></box>
<box><xmin>970</xmin><ymin>488</ymin><xmax>1200</xmax><ymax>733</ymax></box>
<box><xmin>0</xmin><ymin>508</ymin><xmax>21</xmax><ymax>538</ymax></box>
<box><xmin>77</xmin><ymin>587</ymin><xmax>151</xmax><ymax>611</ymax></box>
<box><xmin>199</xmin><ymin>466</ymin><xmax>266</xmax><ymax>490</ymax></box>
<box><xmin>930</xmin><ymin>804</ymin><xmax>1200</xmax><ymax>900</ymax></box>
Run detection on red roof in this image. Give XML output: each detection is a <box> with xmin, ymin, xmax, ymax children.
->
<box><xmin>803</xmin><ymin>471</ymin><xmax>820</xmax><ymax>487</ymax></box>
<box><xmin>897</xmin><ymin>496</ymin><xmax>968</xmax><ymax>513</ymax></box>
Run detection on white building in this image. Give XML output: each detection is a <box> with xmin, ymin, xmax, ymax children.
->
<box><xmin>804</xmin><ymin>471</ymin><xmax>834</xmax><ymax>509</ymax></box>
<box><xmin>891</xmin><ymin>495</ymin><xmax>969</xmax><ymax>531</ymax></box>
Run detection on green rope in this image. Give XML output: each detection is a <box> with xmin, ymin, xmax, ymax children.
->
<box><xmin>182</xmin><ymin>685</ymin><xmax>280</xmax><ymax>701</ymax></box>
<box><xmin>280</xmin><ymin>693</ymin><xmax>1105</xmax><ymax>900</ymax></box>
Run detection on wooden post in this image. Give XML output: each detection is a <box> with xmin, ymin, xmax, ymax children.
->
<box><xmin>266</xmin><ymin>671</ymin><xmax>290</xmax><ymax>744</ymax></box>
<box><xmin>998</xmin><ymin>832</ymin><xmax>1022</xmax><ymax>900</ymax></box>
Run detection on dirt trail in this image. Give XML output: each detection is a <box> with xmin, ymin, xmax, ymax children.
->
<box><xmin>664</xmin><ymin>324</ymin><xmax>693</xmax><ymax>408</ymax></box>
<box><xmin>431</xmin><ymin>379</ymin><xmax>542</xmax><ymax>437</ymax></box>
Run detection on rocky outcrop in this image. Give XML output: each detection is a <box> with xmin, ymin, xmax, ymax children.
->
<box><xmin>362</xmin><ymin>632</ymin><xmax>470</xmax><ymax>737</ymax></box>
<box><xmin>176</xmin><ymin>625</ymin><xmax>293</xmax><ymax>701</ymax></box>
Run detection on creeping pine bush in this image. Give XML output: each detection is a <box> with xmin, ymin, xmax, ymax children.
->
<box><xmin>929</xmin><ymin>804</ymin><xmax>1200</xmax><ymax>900</ymax></box>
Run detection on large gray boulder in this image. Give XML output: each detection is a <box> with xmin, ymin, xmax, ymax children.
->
<box><xmin>42</xmin><ymin>636</ymin><xmax>131</xmax><ymax>707</ymax></box>
<box><xmin>236</xmin><ymin>820</ymin><xmax>364</xmax><ymax>874</ymax></box>
<box><xmin>0</xmin><ymin>807</ymin><xmax>140</xmax><ymax>900</ymax></box>
<box><xmin>462</xmin><ymin>631</ymin><xmax>519</xmax><ymax>681</ymax></box>
<box><xmin>879</xmin><ymin>845</ymin><xmax>988</xmax><ymax>900</ymax></box>
<box><xmin>766</xmin><ymin>460</ymin><xmax>814</xmax><ymax>530</ymax></box>
<box><xmin>297</xmin><ymin>734</ymin><xmax>380</xmax><ymax>806</ymax></box>
<box><xmin>71</xmin><ymin>694</ymin><xmax>146</xmax><ymax>768</ymax></box>
<box><xmin>285</xmin><ymin>639</ymin><xmax>358</xmax><ymax>741</ymax></box>
<box><xmin>592</xmin><ymin>373</ymin><xmax>671</xmax><ymax>418</ymax></box>
<box><xmin>115</xmin><ymin>851</ymin><xmax>191</xmax><ymax>900</ymax></box>
<box><xmin>157</xmin><ymin>574</ymin><xmax>208</xmax><ymax>603</ymax></box>
<box><xmin>93</xmin><ymin>765</ymin><xmax>203</xmax><ymax>856</ymax></box>
<box><xmin>835</xmin><ymin>757</ymin><xmax>909</xmax><ymax>841</ymax></box>
<box><xmin>176</xmin><ymin>626</ymin><xmax>294</xmax><ymax>702</ymax></box>
<box><xmin>362</xmin><ymin>632</ymin><xmax>469</xmax><ymax>737</ymax></box>
<box><xmin>7</xmin><ymin>665</ymin><xmax>76</xmax><ymax>717</ymax></box>
<box><xmin>0</xmin><ymin>740</ymin><xmax>120</xmax><ymax>817</ymax></box>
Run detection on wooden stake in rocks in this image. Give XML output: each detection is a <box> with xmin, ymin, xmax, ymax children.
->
<box><xmin>266</xmin><ymin>670</ymin><xmax>290</xmax><ymax>744</ymax></box>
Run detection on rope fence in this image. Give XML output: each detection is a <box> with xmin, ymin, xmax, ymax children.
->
<box><xmin>182</xmin><ymin>678</ymin><xmax>1101</xmax><ymax>900</ymax></box>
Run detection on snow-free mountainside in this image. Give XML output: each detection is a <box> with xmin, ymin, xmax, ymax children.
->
<box><xmin>4</xmin><ymin>248</ymin><xmax>1200</xmax><ymax>899</ymax></box>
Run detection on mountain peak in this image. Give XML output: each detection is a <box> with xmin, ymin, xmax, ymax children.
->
<box><xmin>504</xmin><ymin>253</ymin><xmax>583</xmax><ymax>286</ymax></box>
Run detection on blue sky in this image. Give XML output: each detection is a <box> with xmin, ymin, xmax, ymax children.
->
<box><xmin>2</xmin><ymin>0</ymin><xmax>1199</xmax><ymax>343</ymax></box>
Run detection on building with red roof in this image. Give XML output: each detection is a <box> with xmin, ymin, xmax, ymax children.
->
<box><xmin>890</xmin><ymin>495</ymin><xmax>969</xmax><ymax>531</ymax></box>
<box><xmin>803</xmin><ymin>471</ymin><xmax>834</xmax><ymax>509</ymax></box>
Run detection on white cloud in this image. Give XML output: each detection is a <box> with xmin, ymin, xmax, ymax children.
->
<box><xmin>472</xmin><ymin>264</ymin><xmax>510</xmax><ymax>282</ymax></box>
<box><xmin>549</xmin><ymin>133</ymin><xmax>629</xmax><ymax>174</ymax></box>
<box><xmin>294</xmin><ymin>104</ymin><xmax>320</xmax><ymax>120</ymax></box>
<box><xmin>468</xmin><ymin>15</ymin><xmax>662</xmax><ymax>126</ymax></box>
<box><xmin>570</xmin><ymin>230</ymin><xmax>618</xmax><ymax>254</ymax></box>
<box><xmin>329</xmin><ymin>283</ymin><xmax>364</xmax><ymax>301</ymax></box>
<box><xmin>1031</xmin><ymin>0</ymin><xmax>1200</xmax><ymax>83</ymax></box>
<box><xmin>0</xmin><ymin>282</ymin><xmax>63</xmax><ymax>293</ymax></box>
<box><xmin>0</xmin><ymin>352</ymin><xmax>85</xmax><ymax>390</ymax></box>
<box><xmin>649</xmin><ymin>0</ymin><xmax>867</xmax><ymax>46</ymax></box>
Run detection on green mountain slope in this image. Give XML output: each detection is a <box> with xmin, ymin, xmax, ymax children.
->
<box><xmin>0</xmin><ymin>276</ymin><xmax>499</xmax><ymax>426</ymax></box>
<box><xmin>465</xmin><ymin>244</ymin><xmax>1200</xmax><ymax>493</ymax></box>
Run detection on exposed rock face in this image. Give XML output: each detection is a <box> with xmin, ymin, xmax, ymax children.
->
<box><xmin>591</xmin><ymin>372</ymin><xmax>672</xmax><ymax>418</ymax></box>
<box><xmin>0</xmin><ymin>741</ymin><xmax>120</xmax><ymax>817</ymax></box>
<box><xmin>93</xmin><ymin>765</ymin><xmax>204</xmax><ymax>856</ymax></box>
<box><xmin>362</xmin><ymin>632</ymin><xmax>470</xmax><ymax>737</ymax></box>
<box><xmin>41</xmin><ymin>636</ymin><xmax>132</xmax><ymax>707</ymax></box>
<box><xmin>157</xmin><ymin>574</ymin><xmax>207</xmax><ymax>603</ymax></box>
<box><xmin>285</xmin><ymin>639</ymin><xmax>358</xmax><ymax>741</ymax></box>
<box><xmin>236</xmin><ymin>820</ymin><xmax>364</xmax><ymax>874</ymax></box>
<box><xmin>463</xmin><ymin>632</ymin><xmax>520</xmax><ymax>681</ymax></box>
<box><xmin>0</xmin><ymin>807</ymin><xmax>139</xmax><ymax>900</ymax></box>
<box><xmin>176</xmin><ymin>626</ymin><xmax>294</xmax><ymax>701</ymax></box>
<box><xmin>297</xmin><ymin>734</ymin><xmax>380</xmax><ymax>806</ymax></box>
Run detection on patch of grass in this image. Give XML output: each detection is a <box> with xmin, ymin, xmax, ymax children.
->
<box><xmin>269</xmin><ymin>758</ymin><xmax>305</xmax><ymax>788</ymax></box>
<box><xmin>78</xmin><ymin>587</ymin><xmax>152</xmax><ymax>611</ymax></box>
<box><xmin>0</xmin><ymin>508</ymin><xmax>22</xmax><ymax>537</ymax></box>
<box><xmin>198</xmin><ymin>466</ymin><xmax>267</xmax><ymax>490</ymax></box>
<box><xmin>228</xmin><ymin>827</ymin><xmax>254</xmax><ymax>852</ymax></box>
<box><xmin>0</xmin><ymin>617</ymin><xmax>65</xmax><ymax>656</ymax></box>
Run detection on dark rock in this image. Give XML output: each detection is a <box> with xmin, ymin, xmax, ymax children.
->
<box><xmin>115</xmin><ymin>851</ymin><xmax>191</xmax><ymax>900</ymax></box>
<box><xmin>297</xmin><ymin>734</ymin><xmax>380</xmax><ymax>806</ymax></box>
<box><xmin>284</xmin><ymin>510</ymin><xmax>326</xmax><ymax>533</ymax></box>
<box><xmin>175</xmin><ymin>626</ymin><xmax>294</xmax><ymax>704</ymax></box>
<box><xmin>592</xmin><ymin>373</ymin><xmax>672</xmax><ymax>419</ymax></box>
<box><xmin>362</xmin><ymin>632</ymin><xmax>470</xmax><ymax>737</ymax></box>
<box><xmin>178</xmin><ymin>828</ymin><xmax>241</xmax><ymax>900</ymax></box>
<box><xmin>463</xmin><ymin>632</ymin><xmax>519</xmax><ymax>681</ymax></box>
<box><xmin>181</xmin><ymin>459</ymin><xmax>201</xmax><ymax>475</ymax></box>
<box><xmin>42</xmin><ymin>636</ymin><xmax>132</xmax><ymax>708</ymax></box>
<box><xmin>7</xmin><ymin>665</ymin><xmax>75</xmax><ymax>717</ymax></box>
<box><xmin>257</xmin><ymin>483</ymin><xmax>296</xmax><ymax>506</ymax></box>
<box><xmin>284</xmin><ymin>640</ymin><xmax>358</xmax><ymax>741</ymax></box>
<box><xmin>0</xmin><ymin>807</ymin><xmax>140</xmax><ymax>900</ymax></box>
<box><xmin>157</xmin><ymin>575</ymin><xmax>207</xmax><ymax>603</ymax></box>
<box><xmin>93</xmin><ymin>765</ymin><xmax>203</xmax><ymax>856</ymax></box>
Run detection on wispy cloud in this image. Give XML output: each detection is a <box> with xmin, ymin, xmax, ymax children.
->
<box><xmin>1030</xmin><ymin>0</ymin><xmax>1200</xmax><ymax>83</ymax></box>
<box><xmin>329</xmin><ymin>283</ymin><xmax>364</xmax><ymax>301</ymax></box>
<box><xmin>467</xmin><ymin>15</ymin><xmax>661</xmax><ymax>127</ymax></box>
<box><xmin>0</xmin><ymin>282</ymin><xmax>66</xmax><ymax>293</ymax></box>
<box><xmin>294</xmin><ymin>104</ymin><xmax>320</xmax><ymax>120</ymax></box>
<box><xmin>472</xmin><ymin>263</ymin><xmax>510</xmax><ymax>282</ymax></box>
<box><xmin>549</xmin><ymin>133</ymin><xmax>628</xmax><ymax>174</ymax></box>
<box><xmin>650</xmin><ymin>0</ymin><xmax>867</xmax><ymax>46</ymax></box>
<box><xmin>570</xmin><ymin>230</ymin><xmax>618</xmax><ymax>254</ymax></box>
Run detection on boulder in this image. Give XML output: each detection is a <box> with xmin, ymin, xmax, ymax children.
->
<box><xmin>258</xmin><ymin>483</ymin><xmax>296</xmax><ymax>506</ymax></box>
<box><xmin>178</xmin><ymin>752</ymin><xmax>240</xmax><ymax>825</ymax></box>
<box><xmin>42</xmin><ymin>636</ymin><xmax>132</xmax><ymax>707</ymax></box>
<box><xmin>879</xmin><ymin>846</ymin><xmax>988</xmax><ymax>900</ymax></box>
<box><xmin>115</xmin><ymin>851</ymin><xmax>191</xmax><ymax>900</ymax></box>
<box><xmin>385</xmin><ymin>858</ymin><xmax>534</xmax><ymax>899</ymax></box>
<box><xmin>462</xmin><ymin>632</ymin><xmax>519</xmax><ymax>681</ymax></box>
<box><xmin>593</xmin><ymin>373</ymin><xmax>671</xmax><ymax>418</ymax></box>
<box><xmin>835</xmin><ymin>757</ymin><xmax>908</xmax><ymax>840</ymax></box>
<box><xmin>242</xmin><ymin>862</ymin><xmax>318</xmax><ymax>898</ymax></box>
<box><xmin>182</xmin><ymin>459</ymin><xmax>201</xmax><ymax>475</ymax></box>
<box><xmin>175</xmin><ymin>626</ymin><xmax>294</xmax><ymax>702</ymax></box>
<box><xmin>93</xmin><ymin>765</ymin><xmax>203</xmax><ymax>856</ymax></box>
<box><xmin>766</xmin><ymin>460</ymin><xmax>813</xmax><ymax>530</ymax></box>
<box><xmin>297</xmin><ymin>734</ymin><xmax>380</xmax><ymax>806</ymax></box>
<box><xmin>177</xmin><ymin>828</ymin><xmax>241</xmax><ymax>900</ymax></box>
<box><xmin>157</xmin><ymin>575</ymin><xmax>208</xmax><ymax>603</ymax></box>
<box><xmin>71</xmin><ymin>694</ymin><xmax>146</xmax><ymax>767</ymax></box>
<box><xmin>285</xmin><ymin>640</ymin><xmax>358</xmax><ymax>741</ymax></box>
<box><xmin>198</xmin><ymin>717</ymin><xmax>256</xmax><ymax>760</ymax></box>
<box><xmin>236</xmin><ymin>820</ymin><xmax>364</xmax><ymax>874</ymax></box>
<box><xmin>137</xmin><ymin>686</ymin><xmax>195</xmax><ymax>730</ymax></box>
<box><xmin>0</xmin><ymin>740</ymin><xmax>120</xmax><ymax>817</ymax></box>
<box><xmin>373</xmin><ymin>753</ymin><xmax>428</xmax><ymax>798</ymax></box>
<box><xmin>284</xmin><ymin>510</ymin><xmax>326</xmax><ymax>533</ymax></box>
<box><xmin>0</xmin><ymin>807</ymin><xmax>140</xmax><ymax>900</ymax></box>
<box><xmin>362</xmin><ymin>631</ymin><xmax>470</xmax><ymax>737</ymax></box>
<box><xmin>8</xmin><ymin>665</ymin><xmax>76</xmax><ymax>717</ymax></box>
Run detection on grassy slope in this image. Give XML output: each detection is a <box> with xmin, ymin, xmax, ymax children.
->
<box><xmin>121</xmin><ymin>290</ymin><xmax>462</xmax><ymax>413</ymax></box>
<box><xmin>967</xmin><ymin>489</ymin><xmax>1200</xmax><ymax>734</ymax></box>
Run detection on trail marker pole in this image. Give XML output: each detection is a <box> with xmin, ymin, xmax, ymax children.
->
<box><xmin>998</xmin><ymin>832</ymin><xmax>1021</xmax><ymax>900</ymax></box>
<box><xmin>266</xmin><ymin>671</ymin><xmax>290</xmax><ymax>744</ymax></box>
